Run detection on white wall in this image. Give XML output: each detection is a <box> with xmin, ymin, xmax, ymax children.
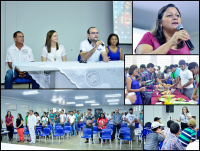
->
<box><xmin>190</xmin><ymin>32</ymin><xmax>199</xmax><ymax>55</ymax></box>
<box><xmin>0</xmin><ymin>1</ymin><xmax>132</xmax><ymax>83</ymax></box>
<box><xmin>144</xmin><ymin>105</ymin><xmax>199</xmax><ymax>129</ymax></box>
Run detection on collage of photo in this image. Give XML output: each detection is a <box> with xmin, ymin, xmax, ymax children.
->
<box><xmin>1</xmin><ymin>1</ymin><xmax>199</xmax><ymax>150</ymax></box>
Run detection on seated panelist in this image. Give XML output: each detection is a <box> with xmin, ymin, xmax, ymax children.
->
<box><xmin>4</xmin><ymin>31</ymin><xmax>39</xmax><ymax>89</ymax></box>
<box><xmin>41</xmin><ymin>30</ymin><xmax>67</xmax><ymax>62</ymax></box>
<box><xmin>79</xmin><ymin>27</ymin><xmax>110</xmax><ymax>62</ymax></box>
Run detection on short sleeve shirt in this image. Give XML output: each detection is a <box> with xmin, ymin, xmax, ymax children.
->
<box><xmin>60</xmin><ymin>114</ymin><xmax>66</xmax><ymax>123</ymax></box>
<box><xmin>42</xmin><ymin>117</ymin><xmax>48</xmax><ymax>125</ymax></box>
<box><xmin>126</xmin><ymin>113</ymin><xmax>137</xmax><ymax>126</ymax></box>
<box><xmin>85</xmin><ymin>114</ymin><xmax>94</xmax><ymax>123</ymax></box>
<box><xmin>49</xmin><ymin>113</ymin><xmax>56</xmax><ymax>122</ymax></box>
<box><xmin>5</xmin><ymin>115</ymin><xmax>14</xmax><ymax>126</ymax></box>
<box><xmin>16</xmin><ymin>118</ymin><xmax>24</xmax><ymax>128</ymax></box>
<box><xmin>5</xmin><ymin>44</ymin><xmax>34</xmax><ymax>63</ymax></box>
<box><xmin>94</xmin><ymin>113</ymin><xmax>100</xmax><ymax>123</ymax></box>
<box><xmin>41</xmin><ymin>44</ymin><xmax>66</xmax><ymax>62</ymax></box>
<box><xmin>180</xmin><ymin>68</ymin><xmax>194</xmax><ymax>88</ymax></box>
<box><xmin>178</xmin><ymin>127</ymin><xmax>196</xmax><ymax>147</ymax></box>
<box><xmin>73</xmin><ymin>113</ymin><xmax>78</xmax><ymax>122</ymax></box>
<box><xmin>175</xmin><ymin>67</ymin><xmax>181</xmax><ymax>78</ymax></box>
<box><xmin>179</xmin><ymin>113</ymin><xmax>192</xmax><ymax>123</ymax></box>
<box><xmin>79</xmin><ymin>39</ymin><xmax>106</xmax><ymax>61</ymax></box>
<box><xmin>69</xmin><ymin>115</ymin><xmax>76</xmax><ymax>124</ymax></box>
<box><xmin>36</xmin><ymin>116</ymin><xmax>41</xmax><ymax>126</ymax></box>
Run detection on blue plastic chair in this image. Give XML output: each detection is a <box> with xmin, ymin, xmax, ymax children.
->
<box><xmin>158</xmin><ymin>141</ymin><xmax>163</xmax><ymax>150</ymax></box>
<box><xmin>23</xmin><ymin>127</ymin><xmax>29</xmax><ymax>140</ymax></box>
<box><xmin>101</xmin><ymin>129</ymin><xmax>112</xmax><ymax>148</ymax></box>
<box><xmin>13</xmin><ymin>78</ymin><xmax>31</xmax><ymax>89</ymax></box>
<box><xmin>35</xmin><ymin>127</ymin><xmax>42</xmax><ymax>136</ymax></box>
<box><xmin>137</xmin><ymin>130</ymin><xmax>143</xmax><ymax>147</ymax></box>
<box><xmin>135</xmin><ymin>123</ymin><xmax>139</xmax><ymax>128</ymax></box>
<box><xmin>64</xmin><ymin>126</ymin><xmax>71</xmax><ymax>138</ymax></box>
<box><xmin>12</xmin><ymin>128</ymin><xmax>18</xmax><ymax>140</ymax></box>
<box><xmin>78</xmin><ymin>54</ymin><xmax>81</xmax><ymax>61</ymax></box>
<box><xmin>52</xmin><ymin>128</ymin><xmax>64</xmax><ymax>144</ymax></box>
<box><xmin>120</xmin><ymin>130</ymin><xmax>132</xmax><ymax>150</ymax></box>
<box><xmin>80</xmin><ymin>128</ymin><xmax>92</xmax><ymax>147</ymax></box>
<box><xmin>121</xmin><ymin>124</ymin><xmax>127</xmax><ymax>127</ymax></box>
<box><xmin>197</xmin><ymin>130</ymin><xmax>199</xmax><ymax>139</ymax></box>
<box><xmin>39</xmin><ymin>128</ymin><xmax>50</xmax><ymax>143</ymax></box>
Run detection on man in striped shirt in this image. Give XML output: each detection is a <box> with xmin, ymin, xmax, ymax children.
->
<box><xmin>161</xmin><ymin>122</ymin><xmax>185</xmax><ymax>150</ymax></box>
<box><xmin>141</xmin><ymin>63</ymin><xmax>160</xmax><ymax>104</ymax></box>
<box><xmin>178</xmin><ymin>118</ymin><xmax>197</xmax><ymax>147</ymax></box>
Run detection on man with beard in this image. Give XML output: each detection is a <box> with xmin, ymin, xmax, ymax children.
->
<box><xmin>79</xmin><ymin>27</ymin><xmax>110</xmax><ymax>62</ymax></box>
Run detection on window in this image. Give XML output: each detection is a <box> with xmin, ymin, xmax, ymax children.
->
<box><xmin>136</xmin><ymin>106</ymin><xmax>137</xmax><ymax>111</ymax></box>
<box><xmin>157</xmin><ymin>56</ymin><xmax>171</xmax><ymax>72</ymax></box>
<box><xmin>53</xmin><ymin>108</ymin><xmax>56</xmax><ymax>113</ymax></box>
<box><xmin>6</xmin><ymin>103</ymin><xmax>17</xmax><ymax>111</ymax></box>
<box><xmin>36</xmin><ymin>106</ymin><xmax>42</xmax><ymax>112</ymax></box>
<box><xmin>44</xmin><ymin>107</ymin><xmax>49</xmax><ymax>112</ymax></box>
<box><xmin>133</xmin><ymin>107</ymin><xmax>135</xmax><ymax>112</ymax></box>
<box><xmin>125</xmin><ymin>55</ymin><xmax>135</xmax><ymax>68</ymax></box>
<box><xmin>21</xmin><ymin>105</ymin><xmax>29</xmax><ymax>112</ymax></box>
<box><xmin>136</xmin><ymin>55</ymin><xmax>151</xmax><ymax>68</ymax></box>
<box><xmin>139</xmin><ymin>105</ymin><xmax>141</xmax><ymax>111</ymax></box>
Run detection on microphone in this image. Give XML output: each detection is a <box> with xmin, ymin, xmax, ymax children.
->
<box><xmin>176</xmin><ymin>24</ymin><xmax>194</xmax><ymax>51</ymax></box>
<box><xmin>97</xmin><ymin>40</ymin><xmax>104</xmax><ymax>47</ymax></box>
<box><xmin>91</xmin><ymin>39</ymin><xmax>104</xmax><ymax>46</ymax></box>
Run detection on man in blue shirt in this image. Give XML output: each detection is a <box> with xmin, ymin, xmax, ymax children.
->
<box><xmin>112</xmin><ymin>108</ymin><xmax>122</xmax><ymax>141</ymax></box>
<box><xmin>73</xmin><ymin>110</ymin><xmax>78</xmax><ymax>135</ymax></box>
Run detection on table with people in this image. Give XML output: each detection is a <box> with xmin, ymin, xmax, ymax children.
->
<box><xmin>4</xmin><ymin>27</ymin><xmax>124</xmax><ymax>89</ymax></box>
<box><xmin>1</xmin><ymin>107</ymin><xmax>144</xmax><ymax>148</ymax></box>
<box><xmin>144</xmin><ymin>116</ymin><xmax>199</xmax><ymax>150</ymax></box>
<box><xmin>125</xmin><ymin>60</ymin><xmax>199</xmax><ymax>105</ymax></box>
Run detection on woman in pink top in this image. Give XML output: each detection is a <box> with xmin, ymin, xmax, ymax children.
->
<box><xmin>5</xmin><ymin>111</ymin><xmax>14</xmax><ymax>141</ymax></box>
<box><xmin>135</xmin><ymin>4</ymin><xmax>191</xmax><ymax>55</ymax></box>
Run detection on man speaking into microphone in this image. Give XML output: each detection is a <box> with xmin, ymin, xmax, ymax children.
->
<box><xmin>135</xmin><ymin>4</ymin><xmax>193</xmax><ymax>55</ymax></box>
<box><xmin>79</xmin><ymin>27</ymin><xmax>110</xmax><ymax>62</ymax></box>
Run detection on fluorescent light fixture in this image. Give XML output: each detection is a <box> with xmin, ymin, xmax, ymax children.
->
<box><xmin>52</xmin><ymin>98</ymin><xmax>63</xmax><ymax>101</ymax></box>
<box><xmin>107</xmin><ymin>99</ymin><xmax>119</xmax><ymax>102</ymax></box>
<box><xmin>109</xmin><ymin>103</ymin><xmax>118</xmax><ymax>105</ymax></box>
<box><xmin>23</xmin><ymin>91</ymin><xmax>38</xmax><ymax>95</ymax></box>
<box><xmin>66</xmin><ymin>102</ymin><xmax>75</xmax><ymax>104</ymax></box>
<box><xmin>75</xmin><ymin>96</ymin><xmax>88</xmax><ymax>100</ymax></box>
<box><xmin>105</xmin><ymin>94</ymin><xmax>121</xmax><ymax>98</ymax></box>
<box><xmin>85</xmin><ymin>100</ymin><xmax>95</xmax><ymax>103</ymax></box>
<box><xmin>91</xmin><ymin>104</ymin><xmax>99</xmax><ymax>106</ymax></box>
<box><xmin>76</xmin><ymin>104</ymin><xmax>83</xmax><ymax>106</ymax></box>
<box><xmin>53</xmin><ymin>90</ymin><xmax>67</xmax><ymax>92</ymax></box>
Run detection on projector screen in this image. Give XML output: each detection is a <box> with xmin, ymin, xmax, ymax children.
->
<box><xmin>133</xmin><ymin>27</ymin><xmax>147</xmax><ymax>54</ymax></box>
<box><xmin>113</xmin><ymin>1</ymin><xmax>132</xmax><ymax>44</ymax></box>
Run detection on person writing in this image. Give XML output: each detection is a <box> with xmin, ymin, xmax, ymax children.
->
<box><xmin>126</xmin><ymin>65</ymin><xmax>145</xmax><ymax>105</ymax></box>
<box><xmin>135</xmin><ymin>4</ymin><xmax>191</xmax><ymax>54</ymax></box>
<box><xmin>106</xmin><ymin>34</ymin><xmax>123</xmax><ymax>60</ymax></box>
<box><xmin>4</xmin><ymin>31</ymin><xmax>39</xmax><ymax>89</ymax></box>
<box><xmin>173</xmin><ymin>106</ymin><xmax>192</xmax><ymax>130</ymax></box>
<box><xmin>41</xmin><ymin>30</ymin><xmax>67</xmax><ymax>62</ymax></box>
<box><xmin>79</xmin><ymin>27</ymin><xmax>110</xmax><ymax>62</ymax></box>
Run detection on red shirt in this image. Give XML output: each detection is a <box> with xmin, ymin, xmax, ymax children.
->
<box><xmin>5</xmin><ymin>115</ymin><xmax>14</xmax><ymax>126</ymax></box>
<box><xmin>97</xmin><ymin>118</ymin><xmax>108</xmax><ymax>129</ymax></box>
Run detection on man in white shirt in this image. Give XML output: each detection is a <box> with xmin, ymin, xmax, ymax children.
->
<box><xmin>60</xmin><ymin>109</ymin><xmax>66</xmax><ymax>129</ymax></box>
<box><xmin>79</xmin><ymin>27</ymin><xmax>110</xmax><ymax>62</ymax></box>
<box><xmin>28</xmin><ymin>110</ymin><xmax>36</xmax><ymax>143</ymax></box>
<box><xmin>69</xmin><ymin>111</ymin><xmax>76</xmax><ymax>136</ymax></box>
<box><xmin>126</xmin><ymin>108</ymin><xmax>137</xmax><ymax>140</ymax></box>
<box><xmin>4</xmin><ymin>31</ymin><xmax>39</xmax><ymax>89</ymax></box>
<box><xmin>122</xmin><ymin>112</ymin><xmax>128</xmax><ymax>124</ymax></box>
<box><xmin>177</xmin><ymin>60</ymin><xmax>194</xmax><ymax>99</ymax></box>
<box><xmin>106</xmin><ymin>114</ymin><xmax>110</xmax><ymax>121</ymax></box>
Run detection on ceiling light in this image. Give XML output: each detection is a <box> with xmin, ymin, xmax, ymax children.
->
<box><xmin>85</xmin><ymin>100</ymin><xmax>95</xmax><ymax>103</ymax></box>
<box><xmin>66</xmin><ymin>102</ymin><xmax>75</xmax><ymax>104</ymax></box>
<box><xmin>107</xmin><ymin>99</ymin><xmax>119</xmax><ymax>102</ymax></box>
<box><xmin>23</xmin><ymin>91</ymin><xmax>38</xmax><ymax>95</ymax></box>
<box><xmin>75</xmin><ymin>96</ymin><xmax>88</xmax><ymax>100</ymax></box>
<box><xmin>53</xmin><ymin>90</ymin><xmax>67</xmax><ymax>92</ymax></box>
<box><xmin>109</xmin><ymin>103</ymin><xmax>118</xmax><ymax>105</ymax></box>
<box><xmin>52</xmin><ymin>98</ymin><xmax>63</xmax><ymax>101</ymax></box>
<box><xmin>76</xmin><ymin>104</ymin><xmax>83</xmax><ymax>106</ymax></box>
<box><xmin>91</xmin><ymin>104</ymin><xmax>99</xmax><ymax>106</ymax></box>
<box><xmin>105</xmin><ymin>94</ymin><xmax>121</xmax><ymax>98</ymax></box>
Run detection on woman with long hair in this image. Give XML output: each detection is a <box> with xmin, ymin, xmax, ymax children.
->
<box><xmin>15</xmin><ymin>113</ymin><xmax>24</xmax><ymax>142</ymax></box>
<box><xmin>106</xmin><ymin>34</ymin><xmax>123</xmax><ymax>61</ymax></box>
<box><xmin>97</xmin><ymin>113</ymin><xmax>108</xmax><ymax>144</ymax></box>
<box><xmin>41</xmin><ymin>30</ymin><xmax>67</xmax><ymax>62</ymax></box>
<box><xmin>135</xmin><ymin>4</ymin><xmax>191</xmax><ymax>54</ymax></box>
<box><xmin>173</xmin><ymin>106</ymin><xmax>192</xmax><ymax>130</ymax></box>
<box><xmin>5</xmin><ymin>111</ymin><xmax>14</xmax><ymax>141</ymax></box>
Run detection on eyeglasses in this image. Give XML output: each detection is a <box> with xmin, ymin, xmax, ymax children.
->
<box><xmin>89</xmin><ymin>32</ymin><xmax>99</xmax><ymax>35</ymax></box>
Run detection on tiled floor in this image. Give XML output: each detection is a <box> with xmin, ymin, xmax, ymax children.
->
<box><xmin>1</xmin><ymin>134</ymin><xmax>143</xmax><ymax>150</ymax></box>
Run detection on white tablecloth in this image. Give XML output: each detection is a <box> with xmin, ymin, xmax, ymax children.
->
<box><xmin>13</xmin><ymin>61</ymin><xmax>124</xmax><ymax>88</ymax></box>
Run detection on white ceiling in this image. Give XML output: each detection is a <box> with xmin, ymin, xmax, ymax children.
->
<box><xmin>133</xmin><ymin>1</ymin><xmax>199</xmax><ymax>35</ymax></box>
<box><xmin>1</xmin><ymin>89</ymin><xmax>124</xmax><ymax>107</ymax></box>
